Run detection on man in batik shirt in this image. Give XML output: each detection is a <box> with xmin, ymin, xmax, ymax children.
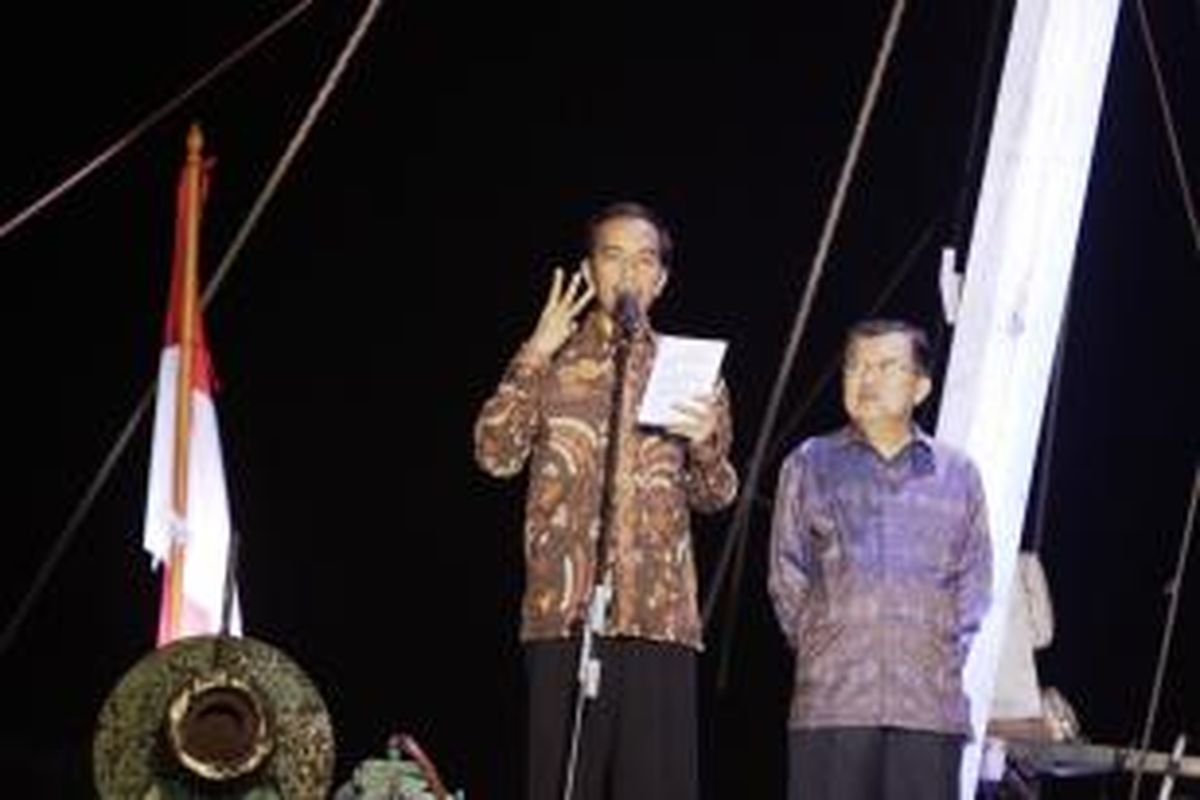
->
<box><xmin>769</xmin><ymin>319</ymin><xmax>992</xmax><ymax>800</ymax></box>
<box><xmin>475</xmin><ymin>202</ymin><xmax>737</xmax><ymax>800</ymax></box>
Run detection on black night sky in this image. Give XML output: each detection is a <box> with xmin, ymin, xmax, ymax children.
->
<box><xmin>2</xmin><ymin>2</ymin><xmax>1197</xmax><ymax>797</ymax></box>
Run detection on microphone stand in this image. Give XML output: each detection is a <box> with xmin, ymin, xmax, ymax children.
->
<box><xmin>560</xmin><ymin>301</ymin><xmax>637</xmax><ymax>800</ymax></box>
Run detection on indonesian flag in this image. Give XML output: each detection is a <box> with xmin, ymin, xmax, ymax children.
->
<box><xmin>142</xmin><ymin>125</ymin><xmax>241</xmax><ymax>645</ymax></box>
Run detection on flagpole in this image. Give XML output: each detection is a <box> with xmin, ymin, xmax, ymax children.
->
<box><xmin>166</xmin><ymin>124</ymin><xmax>204</xmax><ymax>642</ymax></box>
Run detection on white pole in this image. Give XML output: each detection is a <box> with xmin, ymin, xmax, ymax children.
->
<box><xmin>934</xmin><ymin>0</ymin><xmax>1121</xmax><ymax>795</ymax></box>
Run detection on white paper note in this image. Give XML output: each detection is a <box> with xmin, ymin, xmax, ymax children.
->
<box><xmin>637</xmin><ymin>334</ymin><xmax>728</xmax><ymax>428</ymax></box>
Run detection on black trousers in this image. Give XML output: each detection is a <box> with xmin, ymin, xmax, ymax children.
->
<box><xmin>788</xmin><ymin>727</ymin><xmax>965</xmax><ymax>800</ymax></box>
<box><xmin>524</xmin><ymin>638</ymin><xmax>698</xmax><ymax>800</ymax></box>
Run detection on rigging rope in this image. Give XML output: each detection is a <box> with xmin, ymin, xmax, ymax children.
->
<box><xmin>1126</xmin><ymin>6</ymin><xmax>1199</xmax><ymax>790</ymax></box>
<box><xmin>1134</xmin><ymin>0</ymin><xmax>1200</xmax><ymax>259</ymax></box>
<box><xmin>1128</xmin><ymin>463</ymin><xmax>1199</xmax><ymax>799</ymax></box>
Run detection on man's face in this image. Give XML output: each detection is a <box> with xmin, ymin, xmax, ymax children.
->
<box><xmin>842</xmin><ymin>331</ymin><xmax>932</xmax><ymax>429</ymax></box>
<box><xmin>585</xmin><ymin>216</ymin><xmax>667</xmax><ymax>316</ymax></box>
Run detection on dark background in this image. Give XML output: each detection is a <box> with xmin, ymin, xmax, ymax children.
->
<box><xmin>2</xmin><ymin>1</ymin><xmax>1197</xmax><ymax>797</ymax></box>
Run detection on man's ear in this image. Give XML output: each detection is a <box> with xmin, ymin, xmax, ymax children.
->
<box><xmin>914</xmin><ymin>374</ymin><xmax>933</xmax><ymax>406</ymax></box>
<box><xmin>654</xmin><ymin>267</ymin><xmax>669</xmax><ymax>298</ymax></box>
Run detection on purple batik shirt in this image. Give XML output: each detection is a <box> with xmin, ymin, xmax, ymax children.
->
<box><xmin>769</xmin><ymin>426</ymin><xmax>992</xmax><ymax>736</ymax></box>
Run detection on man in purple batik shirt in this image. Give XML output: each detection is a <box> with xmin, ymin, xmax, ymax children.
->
<box><xmin>769</xmin><ymin>319</ymin><xmax>993</xmax><ymax>800</ymax></box>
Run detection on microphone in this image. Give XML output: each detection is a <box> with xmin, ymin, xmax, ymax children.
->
<box><xmin>615</xmin><ymin>292</ymin><xmax>641</xmax><ymax>338</ymax></box>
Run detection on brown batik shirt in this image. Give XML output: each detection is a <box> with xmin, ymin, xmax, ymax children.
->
<box><xmin>474</xmin><ymin>311</ymin><xmax>738</xmax><ymax>650</ymax></box>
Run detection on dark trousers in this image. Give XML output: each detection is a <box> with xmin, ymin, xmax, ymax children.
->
<box><xmin>788</xmin><ymin>727</ymin><xmax>964</xmax><ymax>800</ymax></box>
<box><xmin>524</xmin><ymin>638</ymin><xmax>698</xmax><ymax>800</ymax></box>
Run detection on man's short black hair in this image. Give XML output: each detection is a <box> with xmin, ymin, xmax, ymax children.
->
<box><xmin>844</xmin><ymin>318</ymin><xmax>932</xmax><ymax>376</ymax></box>
<box><xmin>586</xmin><ymin>201</ymin><xmax>674</xmax><ymax>267</ymax></box>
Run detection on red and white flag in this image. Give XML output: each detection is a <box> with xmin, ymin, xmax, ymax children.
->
<box><xmin>142</xmin><ymin>125</ymin><xmax>241</xmax><ymax>645</ymax></box>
